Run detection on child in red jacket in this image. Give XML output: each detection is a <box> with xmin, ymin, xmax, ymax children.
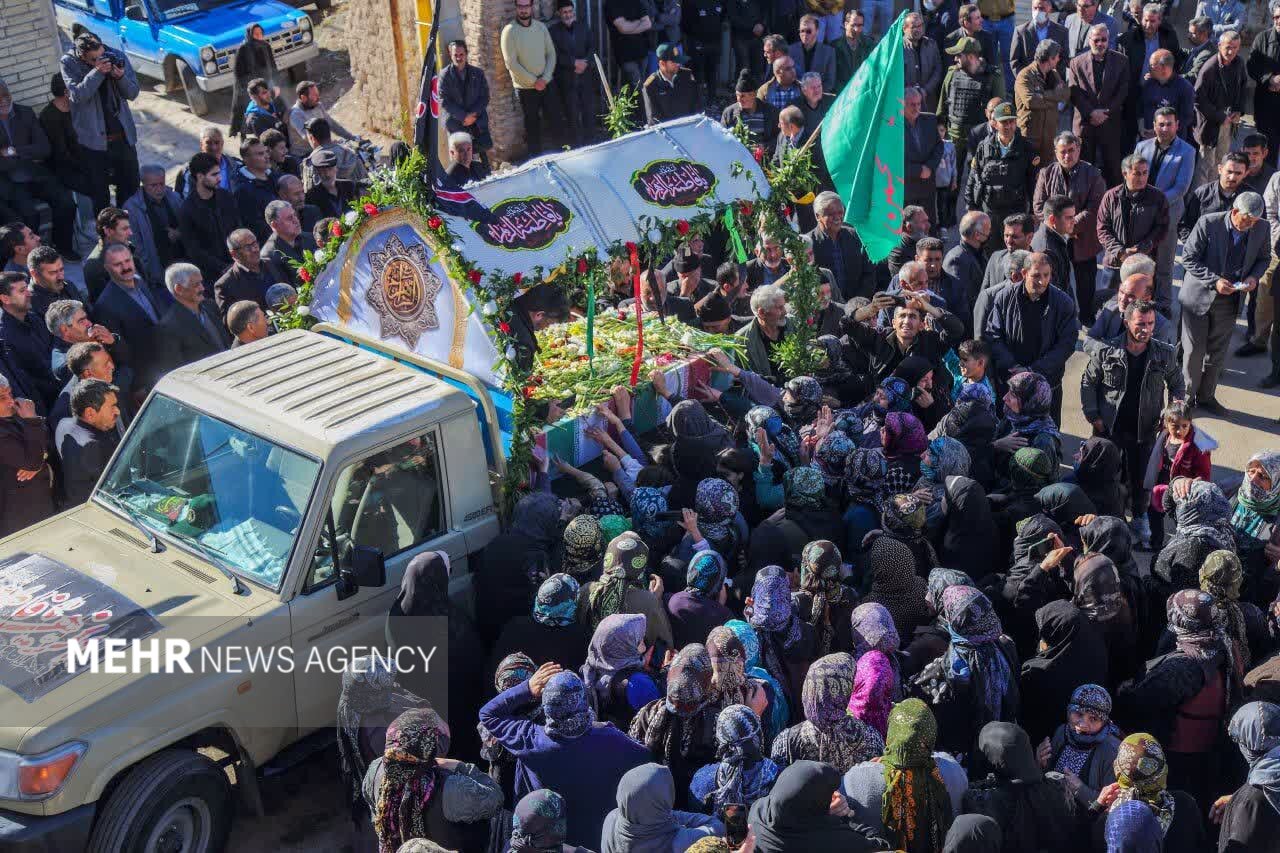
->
<box><xmin>1143</xmin><ymin>400</ymin><xmax>1215</xmax><ymax>552</ymax></box>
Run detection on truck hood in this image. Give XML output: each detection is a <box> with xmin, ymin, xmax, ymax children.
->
<box><xmin>163</xmin><ymin>1</ymin><xmax>307</xmax><ymax>48</ymax></box>
<box><xmin>0</xmin><ymin>507</ymin><xmax>266</xmax><ymax>751</ymax></box>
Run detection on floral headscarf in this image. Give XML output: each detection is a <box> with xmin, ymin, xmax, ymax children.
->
<box><xmin>746</xmin><ymin>405</ymin><xmax>801</xmax><ymax>467</ymax></box>
<box><xmin>783</xmin><ymin>376</ymin><xmax>824</xmax><ymax>424</ymax></box>
<box><xmin>533</xmin><ymin>573</ymin><xmax>580</xmax><ymax>627</ymax></box>
<box><xmin>925</xmin><ymin>568</ymin><xmax>974</xmax><ymax>615</ymax></box>
<box><xmin>496</xmin><ymin>652</ymin><xmax>537</xmax><ymax>692</ymax></box>
<box><xmin>784</xmin><ymin>466</ymin><xmax>828</xmax><ymax>511</ymax></box>
<box><xmin>1072</xmin><ymin>554</ymin><xmax>1126</xmax><ymax>623</ymax></box>
<box><xmin>685</xmin><ymin>549</ymin><xmax>728</xmax><ymax>598</ymax></box>
<box><xmin>542</xmin><ymin>671</ymin><xmax>594</xmax><ymax>740</ymax></box>
<box><xmin>1201</xmin><ymin>549</ymin><xmax>1251</xmax><ymax>673</ymax></box>
<box><xmin>1005</xmin><ymin>371</ymin><xmax>1057</xmax><ymax>435</ymax></box>
<box><xmin>955</xmin><ymin>380</ymin><xmax>995</xmax><ymax>410</ymax></box>
<box><xmin>666</xmin><ymin>643</ymin><xmax>714</xmax><ymax>716</ymax></box>
<box><xmin>374</xmin><ymin>708</ymin><xmax>443</xmax><ymax>853</ymax></box>
<box><xmin>510</xmin><ymin>789</ymin><xmax>569</xmax><ymax>853</ymax></box>
<box><xmin>798</xmin><ymin>539</ymin><xmax>848</xmax><ymax>655</ymax></box>
<box><xmin>710</xmin><ymin>704</ymin><xmax>775</xmax><ymax>809</ymax></box>
<box><xmin>750</xmin><ymin>566</ymin><xmax>804</xmax><ymax>704</ymax></box>
<box><xmin>696</xmin><ymin>478</ymin><xmax>740</xmax><ymax>545</ymax></box>
<box><xmin>706</xmin><ymin>625</ymin><xmax>749</xmax><ymax>706</ymax></box>
<box><xmin>875</xmin><ymin>376</ymin><xmax>913</xmax><ymax>418</ymax></box>
<box><xmin>882</xmin><ymin>411</ymin><xmax>927</xmax><ymax>458</ymax></box>
<box><xmin>1166</xmin><ymin>588</ymin><xmax>1225</xmax><ymax>661</ymax></box>
<box><xmin>851</xmin><ymin>601</ymin><xmax>901</xmax><ymax>657</ymax></box>
<box><xmin>806</xmin><ymin>657</ymin><xmax>861</xmax><ymax>729</ymax></box>
<box><xmin>941</xmin><ymin>586</ymin><xmax>1014</xmax><ymax>725</ymax></box>
<box><xmin>1056</xmin><ymin>684</ymin><xmax>1115</xmax><ymax>773</ymax></box>
<box><xmin>587</xmin><ymin>532</ymin><xmax>650</xmax><ymax>628</ymax></box>
<box><xmin>848</xmin><ymin>649</ymin><xmax>896</xmax><ymax>738</ymax></box>
<box><xmin>562</xmin><ymin>515</ymin><xmax>603</xmax><ymax>579</ymax></box>
<box><xmin>793</xmin><ymin>652</ymin><xmax>886</xmax><ymax>772</ymax></box>
<box><xmin>883</xmin><ymin>493</ymin><xmax>928</xmax><ymax>540</ymax></box>
<box><xmin>846</xmin><ymin>447</ymin><xmax>889</xmax><ymax>507</ymax></box>
<box><xmin>338</xmin><ymin>655</ymin><xmax>417</xmax><ymax>815</ymax></box>
<box><xmin>1232</xmin><ymin>451</ymin><xmax>1280</xmax><ymax>545</ymax></box>
<box><xmin>1112</xmin><ymin>733</ymin><xmax>1175</xmax><ymax>835</ymax></box>
<box><xmin>882</xmin><ymin>698</ymin><xmax>952</xmax><ymax>853</ymax></box>
<box><xmin>630</xmin><ymin>488</ymin><xmax>669</xmax><ymax>541</ymax></box>
<box><xmin>812</xmin><ymin>431</ymin><xmax>855</xmax><ymax>486</ymax></box>
<box><xmin>921</xmin><ymin>436</ymin><xmax>971</xmax><ymax>484</ymax></box>
<box><xmin>1171</xmin><ymin>479</ymin><xmax>1235</xmax><ymax>550</ymax></box>
<box><xmin>1009</xmin><ymin>447</ymin><xmax>1054</xmax><ymax>492</ymax></box>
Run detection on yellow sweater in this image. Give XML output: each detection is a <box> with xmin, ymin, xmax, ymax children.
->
<box><xmin>500</xmin><ymin>19</ymin><xmax>556</xmax><ymax>89</ymax></box>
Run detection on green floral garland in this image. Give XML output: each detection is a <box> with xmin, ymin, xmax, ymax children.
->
<box><xmin>279</xmin><ymin>140</ymin><xmax>821</xmax><ymax>515</ymax></box>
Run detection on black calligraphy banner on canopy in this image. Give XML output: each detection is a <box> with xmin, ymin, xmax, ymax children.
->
<box><xmin>474</xmin><ymin>197</ymin><xmax>573</xmax><ymax>251</ymax></box>
<box><xmin>0</xmin><ymin>553</ymin><xmax>161</xmax><ymax>703</ymax></box>
<box><xmin>630</xmin><ymin>159</ymin><xmax>718</xmax><ymax>208</ymax></box>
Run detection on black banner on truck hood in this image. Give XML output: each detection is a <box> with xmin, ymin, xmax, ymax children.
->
<box><xmin>0</xmin><ymin>552</ymin><xmax>161</xmax><ymax>703</ymax></box>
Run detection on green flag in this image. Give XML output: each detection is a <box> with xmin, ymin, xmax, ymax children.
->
<box><xmin>821</xmin><ymin>11</ymin><xmax>906</xmax><ymax>263</ymax></box>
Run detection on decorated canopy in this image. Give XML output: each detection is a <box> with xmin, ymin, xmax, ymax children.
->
<box><xmin>307</xmin><ymin>115</ymin><xmax>767</xmax><ymax>389</ymax></box>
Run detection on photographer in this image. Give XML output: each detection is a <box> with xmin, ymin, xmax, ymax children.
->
<box><xmin>842</xmin><ymin>274</ymin><xmax>965</xmax><ymax>383</ymax></box>
<box><xmin>59</xmin><ymin>32</ymin><xmax>139</xmax><ymax>214</ymax></box>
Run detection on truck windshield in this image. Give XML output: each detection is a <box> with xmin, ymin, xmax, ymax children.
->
<box><xmin>96</xmin><ymin>393</ymin><xmax>320</xmax><ymax>589</ymax></box>
<box><xmin>152</xmin><ymin>0</ymin><xmax>236</xmax><ymax>21</ymax></box>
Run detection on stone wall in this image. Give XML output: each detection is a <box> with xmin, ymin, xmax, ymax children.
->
<box><xmin>0</xmin><ymin>0</ymin><xmax>61</xmax><ymax>106</ymax></box>
<box><xmin>346</xmin><ymin>0</ymin><xmax>558</xmax><ymax>163</ymax></box>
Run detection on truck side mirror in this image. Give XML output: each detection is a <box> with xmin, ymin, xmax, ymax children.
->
<box><xmin>125</xmin><ymin>4</ymin><xmax>145</xmax><ymax>20</ymax></box>
<box><xmin>334</xmin><ymin>545</ymin><xmax>386</xmax><ymax>600</ymax></box>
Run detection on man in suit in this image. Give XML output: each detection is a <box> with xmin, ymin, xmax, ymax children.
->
<box><xmin>1065</xmin><ymin>0</ymin><xmax>1120</xmax><ymax>58</ymax></box>
<box><xmin>1068</xmin><ymin>23</ymin><xmax>1129</xmax><ymax>187</ymax></box>
<box><xmin>439</xmin><ymin>39</ymin><xmax>493</xmax><ymax>157</ymax></box>
<box><xmin>1097</xmin><ymin>153</ymin><xmax>1169</xmax><ymax>308</ymax></box>
<box><xmin>1134</xmin><ymin>107</ymin><xmax>1196</xmax><ymax>313</ymax></box>
<box><xmin>123</xmin><ymin>165</ymin><xmax>184</xmax><ymax>288</ymax></box>
<box><xmin>1182</xmin><ymin>16</ymin><xmax>1215</xmax><ymax>82</ymax></box>
<box><xmin>789</xmin><ymin>14</ymin><xmax>837</xmax><ymax>92</ymax></box>
<box><xmin>0</xmin><ymin>77</ymin><xmax>77</xmax><ymax>260</ymax></box>
<box><xmin>1179</xmin><ymin>192</ymin><xmax>1269</xmax><ymax>415</ymax></box>
<box><xmin>806</xmin><ymin>191</ymin><xmax>874</xmax><ymax>301</ymax></box>
<box><xmin>92</xmin><ymin>243</ymin><xmax>173</xmax><ymax>394</ymax></box>
<box><xmin>904</xmin><ymin>87</ymin><xmax>942</xmax><ymax>225</ymax></box>
<box><xmin>944</xmin><ymin>210</ymin><xmax>990</xmax><ymax>321</ymax></box>
<box><xmin>1010</xmin><ymin>0</ymin><xmax>1068</xmax><ymax>76</ymax></box>
<box><xmin>227</xmin><ymin>300</ymin><xmax>270</xmax><ymax>348</ymax></box>
<box><xmin>903</xmin><ymin>13</ymin><xmax>943</xmax><ymax>106</ymax></box>
<box><xmin>1116</xmin><ymin>3</ymin><xmax>1182</xmax><ymax>147</ymax></box>
<box><xmin>1033</xmin><ymin>131</ymin><xmax>1107</xmax><ymax>322</ymax></box>
<box><xmin>214</xmin><ymin>229</ymin><xmax>273</xmax><ymax>318</ymax></box>
<box><xmin>156</xmin><ymin>263</ymin><xmax>230</xmax><ymax>375</ymax></box>
<box><xmin>0</xmin><ymin>272</ymin><xmax>58</xmax><ymax>407</ymax></box>
<box><xmin>260</xmin><ymin>200</ymin><xmax>314</xmax><ymax>285</ymax></box>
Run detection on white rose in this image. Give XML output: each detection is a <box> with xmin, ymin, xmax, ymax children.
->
<box><xmin>296</xmin><ymin>305</ymin><xmax>312</xmax><ymax>317</ymax></box>
<box><xmin>482</xmin><ymin>300</ymin><xmax>498</xmax><ymax>316</ymax></box>
<box><xmin>649</xmin><ymin>228</ymin><xmax>662</xmax><ymax>243</ymax></box>
<box><xmin>505</xmin><ymin>346</ymin><xmax>516</xmax><ymax>359</ymax></box>
<box><xmin>344</xmin><ymin>211</ymin><xmax>359</xmax><ymax>226</ymax></box>
<box><xmin>313</xmin><ymin>249</ymin><xmax>328</xmax><ymax>265</ymax></box>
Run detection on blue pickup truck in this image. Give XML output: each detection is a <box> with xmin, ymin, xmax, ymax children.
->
<box><xmin>53</xmin><ymin>0</ymin><xmax>320</xmax><ymax>116</ymax></box>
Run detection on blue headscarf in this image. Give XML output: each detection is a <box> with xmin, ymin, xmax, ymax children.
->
<box><xmin>1104</xmin><ymin>800</ymin><xmax>1162</xmax><ymax>853</ymax></box>
<box><xmin>726</xmin><ymin>619</ymin><xmax>791</xmax><ymax>738</ymax></box>
<box><xmin>686</xmin><ymin>549</ymin><xmax>727</xmax><ymax>598</ymax></box>
<box><xmin>630</xmin><ymin>487</ymin><xmax>670</xmax><ymax>541</ymax></box>
<box><xmin>542</xmin><ymin>671</ymin><xmax>594</xmax><ymax>740</ymax></box>
<box><xmin>532</xmin><ymin>573</ymin><xmax>580</xmax><ymax>627</ymax></box>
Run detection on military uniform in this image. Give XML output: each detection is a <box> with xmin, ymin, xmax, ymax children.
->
<box><xmin>965</xmin><ymin>130</ymin><xmax>1039</xmax><ymax>248</ymax></box>
<box><xmin>937</xmin><ymin>65</ymin><xmax>994</xmax><ymax>169</ymax></box>
<box><xmin>642</xmin><ymin>68</ymin><xmax>701</xmax><ymax>126</ymax></box>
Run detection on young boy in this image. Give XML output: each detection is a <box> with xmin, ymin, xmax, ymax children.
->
<box><xmin>947</xmin><ymin>338</ymin><xmax>996</xmax><ymax>402</ymax></box>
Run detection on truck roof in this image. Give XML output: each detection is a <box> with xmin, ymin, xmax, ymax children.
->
<box><xmin>154</xmin><ymin>330</ymin><xmax>474</xmax><ymax>459</ymax></box>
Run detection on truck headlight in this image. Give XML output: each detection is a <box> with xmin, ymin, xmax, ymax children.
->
<box><xmin>301</xmin><ymin>30</ymin><xmax>312</xmax><ymax>43</ymax></box>
<box><xmin>0</xmin><ymin>742</ymin><xmax>88</xmax><ymax>800</ymax></box>
<box><xmin>200</xmin><ymin>45</ymin><xmax>215</xmax><ymax>61</ymax></box>
<box><xmin>298</xmin><ymin>15</ymin><xmax>311</xmax><ymax>29</ymax></box>
<box><xmin>204</xmin><ymin>60</ymin><xmax>218</xmax><ymax>75</ymax></box>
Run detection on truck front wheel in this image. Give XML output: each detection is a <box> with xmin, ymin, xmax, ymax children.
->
<box><xmin>87</xmin><ymin>750</ymin><xmax>232</xmax><ymax>853</ymax></box>
<box><xmin>177</xmin><ymin>60</ymin><xmax>210</xmax><ymax>116</ymax></box>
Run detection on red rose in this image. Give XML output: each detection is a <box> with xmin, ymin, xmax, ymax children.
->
<box><xmin>523</xmin><ymin>386</ymin><xmax>537</xmax><ymax>398</ymax></box>
<box><xmin>427</xmin><ymin>216</ymin><xmax>443</xmax><ymax>230</ymax></box>
<box><xmin>625</xmin><ymin>242</ymin><xmax>637</xmax><ymax>253</ymax></box>
<box><xmin>298</xmin><ymin>268</ymin><xmax>312</xmax><ymax>283</ymax></box>
<box><xmin>752</xmin><ymin>146</ymin><xmax>765</xmax><ymax>163</ymax></box>
<box><xmin>467</xmin><ymin>269</ymin><xmax>482</xmax><ymax>284</ymax></box>
<box><xmin>498</xmin><ymin>321</ymin><xmax>512</xmax><ymax>334</ymax></box>
<box><xmin>329</xmin><ymin>221</ymin><xmax>343</xmax><ymax>237</ymax></box>
<box><xmin>675</xmin><ymin>219</ymin><xmax>690</xmax><ymax>236</ymax></box>
<box><xmin>807</xmin><ymin>317</ymin><xmax>815</xmax><ymax>326</ymax></box>
<box><xmin>576</xmin><ymin>257</ymin><xmax>589</xmax><ymax>274</ymax></box>
<box><xmin>783</xmin><ymin>205</ymin><xmax>793</xmax><ymax>218</ymax></box>
<box><xmin>739</xmin><ymin>201</ymin><xmax>753</xmax><ymax>217</ymax></box>
<box><xmin>363</xmin><ymin>203</ymin><xmax>378</xmax><ymax>216</ymax></box>
<box><xmin>513</xmin><ymin>272</ymin><xmax>523</xmax><ymax>285</ymax></box>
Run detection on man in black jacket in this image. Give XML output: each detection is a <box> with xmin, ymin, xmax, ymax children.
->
<box><xmin>214</xmin><ymin>229</ymin><xmax>273</xmax><ymax>318</ymax></box>
<box><xmin>55</xmin><ymin>378</ymin><xmax>121</xmax><ymax>506</ymax></box>
<box><xmin>1116</xmin><ymin>3</ymin><xmax>1182</xmax><ymax>146</ymax></box>
<box><xmin>1030</xmin><ymin>194</ymin><xmax>1075</xmax><ymax>302</ymax></box>
<box><xmin>548</xmin><ymin>0</ymin><xmax>595</xmax><ymax>147</ymax></box>
<box><xmin>260</xmin><ymin>200</ymin><xmax>314</xmax><ymax>284</ymax></box>
<box><xmin>904</xmin><ymin>87</ymin><xmax>942</xmax><ymax>223</ymax></box>
<box><xmin>966</xmin><ymin>102</ymin><xmax>1039</xmax><ymax>249</ymax></box>
<box><xmin>0</xmin><ymin>272</ymin><xmax>57</xmax><ymax>407</ymax></box>
<box><xmin>842</xmin><ymin>285</ymin><xmax>965</xmax><ymax>382</ymax></box>
<box><xmin>805</xmin><ymin>191</ymin><xmax>874</xmax><ymax>301</ymax></box>
<box><xmin>1180</xmin><ymin>151</ymin><xmax>1246</xmax><ymax>241</ymax></box>
<box><xmin>0</xmin><ymin>77</ymin><xmax>77</xmax><ymax>260</ymax></box>
<box><xmin>440</xmin><ymin>40</ymin><xmax>492</xmax><ymax>157</ymax></box>
<box><xmin>231</xmin><ymin>136</ymin><xmax>279</xmax><ymax>243</ymax></box>
<box><xmin>92</xmin><ymin>244</ymin><xmax>173</xmax><ymax>394</ymax></box>
<box><xmin>944</xmin><ymin>210</ymin><xmax>990</xmax><ymax>317</ymax></box>
<box><xmin>178</xmin><ymin>152</ymin><xmax>240</xmax><ymax>290</ymax></box>
<box><xmin>157</xmin><ymin>262</ymin><xmax>229</xmax><ymax>375</ymax></box>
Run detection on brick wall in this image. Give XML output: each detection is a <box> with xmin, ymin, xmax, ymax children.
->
<box><xmin>0</xmin><ymin>0</ymin><xmax>62</xmax><ymax>106</ymax></box>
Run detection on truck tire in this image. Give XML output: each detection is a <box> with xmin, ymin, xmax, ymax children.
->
<box><xmin>287</xmin><ymin>61</ymin><xmax>309</xmax><ymax>84</ymax></box>
<box><xmin>87</xmin><ymin>749</ymin><xmax>232</xmax><ymax>853</ymax></box>
<box><xmin>312</xmin><ymin>0</ymin><xmax>331</xmax><ymax>11</ymax></box>
<box><xmin>177</xmin><ymin>60</ymin><xmax>210</xmax><ymax>116</ymax></box>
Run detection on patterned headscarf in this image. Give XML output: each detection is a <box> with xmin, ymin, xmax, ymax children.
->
<box><xmin>599</xmin><ymin>513</ymin><xmax>633</xmax><ymax>543</ymax></box>
<box><xmin>1056</xmin><ymin>684</ymin><xmax>1115</xmax><ymax>772</ymax></box>
<box><xmin>812</xmin><ymin>431</ymin><xmax>855</xmax><ymax>486</ymax></box>
<box><xmin>1201</xmin><ymin>549</ymin><xmax>1251</xmax><ymax>673</ymax></box>
<box><xmin>541</xmin><ymin>671</ymin><xmax>594</xmax><ymax>740</ymax></box>
<box><xmin>630</xmin><ymin>487</ymin><xmax>669</xmax><ymax>541</ymax></box>
<box><xmin>799</xmin><ymin>539</ymin><xmax>848</xmax><ymax>655</ymax></box>
<box><xmin>589</xmin><ymin>491</ymin><xmax>627</xmax><ymax>520</ymax></box>
<box><xmin>495</xmin><ymin>652</ymin><xmax>537</xmax><ymax>692</ymax></box>
<box><xmin>686</xmin><ymin>549</ymin><xmax>728</xmax><ymax>598</ymax></box>
<box><xmin>921</xmin><ymin>436</ymin><xmax>971</xmax><ymax>484</ymax></box>
<box><xmin>783</xmin><ymin>376</ymin><xmax>824</xmax><ymax>425</ymax></box>
<box><xmin>696</xmin><ymin>478</ymin><xmax>740</xmax><ymax>544</ymax></box>
<box><xmin>710</xmin><ymin>704</ymin><xmax>774</xmax><ymax>809</ymax></box>
<box><xmin>533</xmin><ymin>573</ymin><xmax>580</xmax><ymax>627</ymax></box>
<box><xmin>955</xmin><ymin>380</ymin><xmax>995</xmax><ymax>410</ymax></box>
<box><xmin>1171</xmin><ymin>479</ymin><xmax>1235</xmax><ymax>550</ymax></box>
<box><xmin>1112</xmin><ymin>733</ymin><xmax>1175</xmax><ymax>835</ymax></box>
<box><xmin>941</xmin><ymin>586</ymin><xmax>1014</xmax><ymax>725</ymax></box>
<box><xmin>882</xmin><ymin>411</ymin><xmax>928</xmax><ymax>458</ymax></box>
<box><xmin>1005</xmin><ymin>371</ymin><xmax>1057</xmax><ymax>435</ymax></box>
<box><xmin>875</xmin><ymin>376</ymin><xmax>913</xmax><ymax>417</ymax></box>
<box><xmin>374</xmin><ymin>708</ymin><xmax>443</xmax><ymax>853</ymax></box>
<box><xmin>849</xmin><ymin>649</ymin><xmax>896</xmax><ymax>738</ymax></box>
<box><xmin>588</xmin><ymin>532</ymin><xmax>650</xmax><ymax>628</ymax></box>
<box><xmin>746</xmin><ymin>405</ymin><xmax>801</xmax><ymax>467</ymax></box>
<box><xmin>509</xmin><ymin>789</ymin><xmax>569</xmax><ymax>853</ymax></box>
<box><xmin>666</xmin><ymin>643</ymin><xmax>714</xmax><ymax>716</ymax></box>
<box><xmin>883</xmin><ymin>493</ymin><xmax>928</xmax><ymax>540</ymax></box>
<box><xmin>1009</xmin><ymin>447</ymin><xmax>1054</xmax><ymax>492</ymax></box>
<box><xmin>795</xmin><ymin>652</ymin><xmax>886</xmax><ymax>772</ymax></box>
<box><xmin>685</xmin><ymin>839</ymin><xmax>732</xmax><ymax>853</ymax></box>
<box><xmin>1105</xmin><ymin>801</ymin><xmax>1162</xmax><ymax>853</ymax></box>
<box><xmin>865</xmin><ymin>536</ymin><xmax>931</xmax><ymax>636</ymax></box>
<box><xmin>512</xmin><ymin>492</ymin><xmax>562</xmax><ymax>548</ymax></box>
<box><xmin>851</xmin><ymin>601</ymin><xmax>901</xmax><ymax>657</ymax></box>
<box><xmin>337</xmin><ymin>656</ymin><xmax>415</xmax><ymax>815</ymax></box>
<box><xmin>581</xmin><ymin>613</ymin><xmax>647</xmax><ymax>711</ymax></box>
<box><xmin>1166</xmin><ymin>588</ymin><xmax>1225</xmax><ymax>661</ymax></box>
<box><xmin>562</xmin><ymin>514</ymin><xmax>603</xmax><ymax>579</ymax></box>
<box><xmin>1228</xmin><ymin>701</ymin><xmax>1280</xmax><ymax>766</ymax></box>
<box><xmin>882</xmin><ymin>698</ymin><xmax>952</xmax><ymax>853</ymax></box>
<box><xmin>727</xmin><ymin>618</ymin><xmax>792</xmax><ymax>734</ymax></box>
<box><xmin>1233</xmin><ymin>451</ymin><xmax>1280</xmax><ymax>544</ymax></box>
<box><xmin>783</xmin><ymin>465</ymin><xmax>828</xmax><ymax>511</ymax></box>
<box><xmin>706</xmin><ymin>625</ymin><xmax>749</xmax><ymax>707</ymax></box>
<box><xmin>1072</xmin><ymin>554</ymin><xmax>1126</xmax><ymax>623</ymax></box>
<box><xmin>846</xmin><ymin>447</ymin><xmax>890</xmax><ymax>507</ymax></box>
<box><xmin>925</xmin><ymin>568</ymin><xmax>974</xmax><ymax>615</ymax></box>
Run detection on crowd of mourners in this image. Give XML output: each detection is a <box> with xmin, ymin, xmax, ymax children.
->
<box><xmin>2</xmin><ymin>0</ymin><xmax>1280</xmax><ymax>851</ymax></box>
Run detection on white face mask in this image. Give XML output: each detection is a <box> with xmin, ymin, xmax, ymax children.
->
<box><xmin>1033</xmin><ymin>10</ymin><xmax>1049</xmax><ymax>26</ymax></box>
